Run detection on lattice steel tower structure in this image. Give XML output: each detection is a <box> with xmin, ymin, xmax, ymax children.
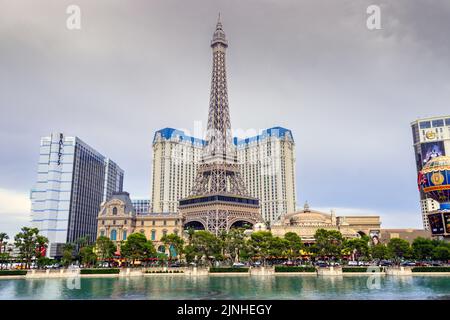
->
<box><xmin>179</xmin><ymin>16</ymin><xmax>262</xmax><ymax>235</ymax></box>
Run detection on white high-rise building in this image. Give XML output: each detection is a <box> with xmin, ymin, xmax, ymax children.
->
<box><xmin>411</xmin><ymin>116</ymin><xmax>450</xmax><ymax>230</ymax></box>
<box><xmin>150</xmin><ymin>127</ymin><xmax>296</xmax><ymax>223</ymax></box>
<box><xmin>31</xmin><ymin>132</ymin><xmax>124</xmax><ymax>257</ymax></box>
<box><xmin>131</xmin><ymin>199</ymin><xmax>151</xmax><ymax>215</ymax></box>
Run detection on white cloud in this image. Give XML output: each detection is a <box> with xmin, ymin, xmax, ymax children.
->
<box><xmin>312</xmin><ymin>206</ymin><xmax>423</xmax><ymax>229</ymax></box>
<box><xmin>0</xmin><ymin>188</ymin><xmax>31</xmax><ymax>239</ymax></box>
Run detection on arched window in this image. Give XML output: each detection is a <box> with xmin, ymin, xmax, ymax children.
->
<box><xmin>151</xmin><ymin>230</ymin><xmax>156</xmax><ymax>241</ymax></box>
<box><xmin>158</xmin><ymin>245</ymin><xmax>166</xmax><ymax>253</ymax></box>
<box><xmin>100</xmin><ymin>230</ymin><xmax>105</xmax><ymax>237</ymax></box>
<box><xmin>112</xmin><ymin>207</ymin><xmax>118</xmax><ymax>215</ymax></box>
<box><xmin>110</xmin><ymin>229</ymin><xmax>117</xmax><ymax>241</ymax></box>
<box><xmin>140</xmin><ymin>229</ymin><xmax>145</xmax><ymax>234</ymax></box>
<box><xmin>123</xmin><ymin>230</ymin><xmax>127</xmax><ymax>241</ymax></box>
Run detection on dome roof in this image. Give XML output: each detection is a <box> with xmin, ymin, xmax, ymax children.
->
<box><xmin>276</xmin><ymin>209</ymin><xmax>334</xmax><ymax>226</ymax></box>
<box><xmin>422</xmin><ymin>156</ymin><xmax>450</xmax><ymax>172</ymax></box>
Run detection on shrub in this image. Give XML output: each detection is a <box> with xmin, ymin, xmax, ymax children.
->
<box><xmin>209</xmin><ymin>267</ymin><xmax>249</xmax><ymax>273</ymax></box>
<box><xmin>274</xmin><ymin>266</ymin><xmax>316</xmax><ymax>273</ymax></box>
<box><xmin>412</xmin><ymin>267</ymin><xmax>450</xmax><ymax>273</ymax></box>
<box><xmin>145</xmin><ymin>270</ymin><xmax>184</xmax><ymax>274</ymax></box>
<box><xmin>342</xmin><ymin>267</ymin><xmax>369</xmax><ymax>273</ymax></box>
<box><xmin>0</xmin><ymin>270</ymin><xmax>28</xmax><ymax>276</ymax></box>
<box><xmin>80</xmin><ymin>268</ymin><xmax>120</xmax><ymax>275</ymax></box>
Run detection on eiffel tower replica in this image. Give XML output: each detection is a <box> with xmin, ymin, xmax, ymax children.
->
<box><xmin>179</xmin><ymin>16</ymin><xmax>262</xmax><ymax>235</ymax></box>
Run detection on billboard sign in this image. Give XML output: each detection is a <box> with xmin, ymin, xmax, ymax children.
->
<box><xmin>421</xmin><ymin>141</ymin><xmax>445</xmax><ymax>166</ymax></box>
<box><xmin>443</xmin><ymin>212</ymin><xmax>450</xmax><ymax>234</ymax></box>
<box><xmin>428</xmin><ymin>213</ymin><xmax>445</xmax><ymax>235</ymax></box>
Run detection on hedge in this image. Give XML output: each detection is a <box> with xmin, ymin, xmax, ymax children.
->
<box><xmin>80</xmin><ymin>268</ymin><xmax>120</xmax><ymax>275</ymax></box>
<box><xmin>0</xmin><ymin>270</ymin><xmax>28</xmax><ymax>276</ymax></box>
<box><xmin>145</xmin><ymin>270</ymin><xmax>184</xmax><ymax>274</ymax></box>
<box><xmin>209</xmin><ymin>267</ymin><xmax>249</xmax><ymax>273</ymax></box>
<box><xmin>274</xmin><ymin>266</ymin><xmax>316</xmax><ymax>273</ymax></box>
<box><xmin>342</xmin><ymin>267</ymin><xmax>370</xmax><ymax>273</ymax></box>
<box><xmin>412</xmin><ymin>267</ymin><xmax>450</xmax><ymax>273</ymax></box>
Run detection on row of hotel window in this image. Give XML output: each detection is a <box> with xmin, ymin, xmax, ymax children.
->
<box><xmin>101</xmin><ymin>229</ymin><xmax>177</xmax><ymax>241</ymax></box>
<box><xmin>101</xmin><ymin>219</ymin><xmax>177</xmax><ymax>226</ymax></box>
<box><xmin>419</xmin><ymin>119</ymin><xmax>450</xmax><ymax>129</ymax></box>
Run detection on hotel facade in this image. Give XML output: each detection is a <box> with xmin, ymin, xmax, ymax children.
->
<box><xmin>31</xmin><ymin>132</ymin><xmax>124</xmax><ymax>257</ymax></box>
<box><xmin>97</xmin><ymin>192</ymin><xmax>180</xmax><ymax>253</ymax></box>
<box><xmin>411</xmin><ymin>116</ymin><xmax>450</xmax><ymax>229</ymax></box>
<box><xmin>150</xmin><ymin>126</ymin><xmax>296</xmax><ymax>223</ymax></box>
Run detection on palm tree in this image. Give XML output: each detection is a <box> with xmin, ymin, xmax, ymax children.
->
<box><xmin>0</xmin><ymin>233</ymin><xmax>9</xmax><ymax>255</ymax></box>
<box><xmin>185</xmin><ymin>228</ymin><xmax>195</xmax><ymax>245</ymax></box>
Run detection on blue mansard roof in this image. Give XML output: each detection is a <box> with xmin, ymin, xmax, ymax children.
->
<box><xmin>153</xmin><ymin>128</ymin><xmax>206</xmax><ymax>146</ymax></box>
<box><xmin>153</xmin><ymin>126</ymin><xmax>294</xmax><ymax>146</ymax></box>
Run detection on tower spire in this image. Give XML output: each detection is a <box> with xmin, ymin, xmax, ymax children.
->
<box><xmin>205</xmin><ymin>15</ymin><xmax>232</xmax><ymax>163</ymax></box>
<box><xmin>211</xmin><ymin>14</ymin><xmax>228</xmax><ymax>48</ymax></box>
<box><xmin>178</xmin><ymin>18</ymin><xmax>262</xmax><ymax>235</ymax></box>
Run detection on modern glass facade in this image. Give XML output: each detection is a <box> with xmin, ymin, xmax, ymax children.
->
<box><xmin>131</xmin><ymin>199</ymin><xmax>151</xmax><ymax>215</ymax></box>
<box><xmin>31</xmin><ymin>132</ymin><xmax>124</xmax><ymax>257</ymax></box>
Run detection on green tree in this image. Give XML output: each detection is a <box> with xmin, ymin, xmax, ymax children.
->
<box><xmin>95</xmin><ymin>236</ymin><xmax>116</xmax><ymax>263</ymax></box>
<box><xmin>189</xmin><ymin>231</ymin><xmax>223</xmax><ymax>266</ymax></box>
<box><xmin>344</xmin><ymin>238</ymin><xmax>370</xmax><ymax>261</ymax></box>
<box><xmin>14</xmin><ymin>227</ymin><xmax>48</xmax><ymax>268</ymax></box>
<box><xmin>183</xmin><ymin>245</ymin><xmax>197</xmax><ymax>264</ymax></box>
<box><xmin>284</xmin><ymin>232</ymin><xmax>303</xmax><ymax>261</ymax></box>
<box><xmin>73</xmin><ymin>235</ymin><xmax>91</xmax><ymax>261</ymax></box>
<box><xmin>0</xmin><ymin>252</ymin><xmax>10</xmax><ymax>270</ymax></box>
<box><xmin>432</xmin><ymin>246</ymin><xmax>450</xmax><ymax>261</ymax></box>
<box><xmin>75</xmin><ymin>235</ymin><xmax>90</xmax><ymax>248</ymax></box>
<box><xmin>121</xmin><ymin>233</ymin><xmax>156</xmax><ymax>266</ymax></box>
<box><xmin>371</xmin><ymin>244</ymin><xmax>389</xmax><ymax>261</ymax></box>
<box><xmin>185</xmin><ymin>228</ymin><xmax>195</xmax><ymax>245</ymax></box>
<box><xmin>312</xmin><ymin>229</ymin><xmax>344</xmax><ymax>261</ymax></box>
<box><xmin>247</xmin><ymin>231</ymin><xmax>273</xmax><ymax>265</ymax></box>
<box><xmin>37</xmin><ymin>256</ymin><xmax>54</xmax><ymax>269</ymax></box>
<box><xmin>412</xmin><ymin>237</ymin><xmax>434</xmax><ymax>261</ymax></box>
<box><xmin>387</xmin><ymin>238</ymin><xmax>411</xmax><ymax>263</ymax></box>
<box><xmin>61</xmin><ymin>243</ymin><xmax>75</xmax><ymax>267</ymax></box>
<box><xmin>268</xmin><ymin>236</ymin><xmax>289</xmax><ymax>259</ymax></box>
<box><xmin>224</xmin><ymin>228</ymin><xmax>248</xmax><ymax>263</ymax></box>
<box><xmin>0</xmin><ymin>232</ymin><xmax>9</xmax><ymax>254</ymax></box>
<box><xmin>79</xmin><ymin>245</ymin><xmax>97</xmax><ymax>267</ymax></box>
<box><xmin>161</xmin><ymin>233</ymin><xmax>184</xmax><ymax>261</ymax></box>
<box><xmin>0</xmin><ymin>233</ymin><xmax>10</xmax><ymax>270</ymax></box>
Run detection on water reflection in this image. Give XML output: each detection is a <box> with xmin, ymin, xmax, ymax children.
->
<box><xmin>0</xmin><ymin>276</ymin><xmax>449</xmax><ymax>300</ymax></box>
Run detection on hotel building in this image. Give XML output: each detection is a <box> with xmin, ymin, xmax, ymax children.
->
<box><xmin>411</xmin><ymin>116</ymin><xmax>450</xmax><ymax>229</ymax></box>
<box><xmin>271</xmin><ymin>203</ymin><xmax>381</xmax><ymax>243</ymax></box>
<box><xmin>97</xmin><ymin>192</ymin><xmax>180</xmax><ymax>254</ymax></box>
<box><xmin>132</xmin><ymin>199</ymin><xmax>151</xmax><ymax>215</ymax></box>
<box><xmin>31</xmin><ymin>132</ymin><xmax>124</xmax><ymax>257</ymax></box>
<box><xmin>150</xmin><ymin>126</ymin><xmax>296</xmax><ymax>223</ymax></box>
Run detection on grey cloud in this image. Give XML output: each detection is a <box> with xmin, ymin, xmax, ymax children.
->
<box><xmin>1</xmin><ymin>0</ymin><xmax>449</xmax><ymax>232</ymax></box>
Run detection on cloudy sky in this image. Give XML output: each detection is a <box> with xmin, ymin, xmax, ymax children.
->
<box><xmin>1</xmin><ymin>0</ymin><xmax>449</xmax><ymax>238</ymax></box>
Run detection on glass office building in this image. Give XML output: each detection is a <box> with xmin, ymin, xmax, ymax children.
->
<box><xmin>131</xmin><ymin>199</ymin><xmax>151</xmax><ymax>215</ymax></box>
<box><xmin>31</xmin><ymin>132</ymin><xmax>124</xmax><ymax>257</ymax></box>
